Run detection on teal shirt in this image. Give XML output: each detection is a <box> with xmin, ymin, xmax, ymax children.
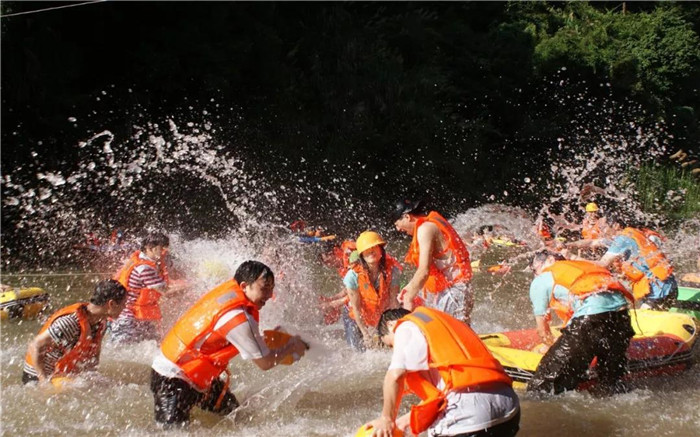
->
<box><xmin>529</xmin><ymin>271</ymin><xmax>628</xmax><ymax>324</ymax></box>
<box><xmin>605</xmin><ymin>235</ymin><xmax>676</xmax><ymax>300</ymax></box>
<box><xmin>343</xmin><ymin>266</ymin><xmax>401</xmax><ymax>291</ymax></box>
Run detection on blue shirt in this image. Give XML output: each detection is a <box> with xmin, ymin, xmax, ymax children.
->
<box><xmin>605</xmin><ymin>235</ymin><xmax>675</xmax><ymax>300</ymax></box>
<box><xmin>529</xmin><ymin>272</ymin><xmax>628</xmax><ymax>324</ymax></box>
<box><xmin>343</xmin><ymin>266</ymin><xmax>401</xmax><ymax>291</ymax></box>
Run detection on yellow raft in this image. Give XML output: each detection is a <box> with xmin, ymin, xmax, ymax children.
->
<box><xmin>481</xmin><ymin>310</ymin><xmax>698</xmax><ymax>390</ymax></box>
<box><xmin>0</xmin><ymin>287</ymin><xmax>49</xmax><ymax>320</ymax></box>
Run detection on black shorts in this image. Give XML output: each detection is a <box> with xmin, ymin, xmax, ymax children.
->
<box><xmin>150</xmin><ymin>369</ymin><xmax>239</xmax><ymax>427</ymax></box>
<box><xmin>527</xmin><ymin>310</ymin><xmax>634</xmax><ymax>395</ymax></box>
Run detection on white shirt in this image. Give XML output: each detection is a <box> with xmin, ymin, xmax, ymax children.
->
<box><xmin>152</xmin><ymin>307</ymin><xmax>270</xmax><ymax>390</ymax></box>
<box><xmin>390</xmin><ymin>321</ymin><xmax>519</xmax><ymax>436</ymax></box>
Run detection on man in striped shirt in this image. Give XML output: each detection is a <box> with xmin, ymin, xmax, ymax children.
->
<box><xmin>111</xmin><ymin>232</ymin><xmax>184</xmax><ymax>344</ymax></box>
<box><xmin>23</xmin><ymin>279</ymin><xmax>127</xmax><ymax>384</ymax></box>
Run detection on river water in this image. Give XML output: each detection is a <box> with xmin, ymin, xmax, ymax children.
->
<box><xmin>2</xmin><ymin>235</ymin><xmax>699</xmax><ymax>437</ymax></box>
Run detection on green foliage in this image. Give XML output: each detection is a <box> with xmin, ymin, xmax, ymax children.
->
<box><xmin>510</xmin><ymin>2</ymin><xmax>700</xmax><ymax>105</ymax></box>
<box><xmin>634</xmin><ymin>163</ymin><xmax>700</xmax><ymax>220</ymax></box>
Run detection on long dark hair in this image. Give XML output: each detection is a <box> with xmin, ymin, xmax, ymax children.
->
<box><xmin>360</xmin><ymin>245</ymin><xmax>388</xmax><ymax>282</ymax></box>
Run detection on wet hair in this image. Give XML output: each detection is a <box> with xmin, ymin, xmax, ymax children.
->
<box><xmin>90</xmin><ymin>279</ymin><xmax>126</xmax><ymax>306</ymax></box>
<box><xmin>377</xmin><ymin>308</ymin><xmax>411</xmax><ymax>337</ymax></box>
<box><xmin>141</xmin><ymin>232</ymin><xmax>170</xmax><ymax>250</ymax></box>
<box><xmin>360</xmin><ymin>245</ymin><xmax>387</xmax><ymax>278</ymax></box>
<box><xmin>529</xmin><ymin>250</ymin><xmax>566</xmax><ymax>269</ymax></box>
<box><xmin>234</xmin><ymin>260</ymin><xmax>274</xmax><ymax>284</ymax></box>
<box><xmin>389</xmin><ymin>199</ymin><xmax>427</xmax><ymax>222</ymax></box>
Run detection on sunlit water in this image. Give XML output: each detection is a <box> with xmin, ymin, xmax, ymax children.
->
<box><xmin>2</xmin><ymin>237</ymin><xmax>699</xmax><ymax>437</ymax></box>
<box><xmin>2</xmin><ymin>78</ymin><xmax>699</xmax><ymax>436</ymax></box>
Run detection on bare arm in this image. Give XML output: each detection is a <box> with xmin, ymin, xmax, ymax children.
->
<box><xmin>26</xmin><ymin>331</ymin><xmax>55</xmax><ymax>382</ymax></box>
<box><xmin>535</xmin><ymin>315</ymin><xmax>554</xmax><ymax>346</ymax></box>
<box><xmin>598</xmin><ymin>252</ymin><xmax>620</xmax><ymax>268</ymax></box>
<box><xmin>401</xmin><ymin>224</ymin><xmax>435</xmax><ymax>310</ymax></box>
<box><xmin>369</xmin><ymin>368</ymin><xmax>406</xmax><ymax>436</ymax></box>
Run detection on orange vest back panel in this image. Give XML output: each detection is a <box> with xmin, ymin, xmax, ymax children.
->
<box><xmin>543</xmin><ymin>260</ymin><xmax>632</xmax><ymax>324</ymax></box>
<box><xmin>25</xmin><ymin>303</ymin><xmax>104</xmax><ymax>376</ymax></box>
<box><xmin>405</xmin><ymin>211</ymin><xmax>472</xmax><ymax>294</ymax></box>
<box><xmin>395</xmin><ymin>307</ymin><xmax>511</xmax><ymax>434</ymax></box>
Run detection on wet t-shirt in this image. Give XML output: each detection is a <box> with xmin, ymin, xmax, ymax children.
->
<box><xmin>151</xmin><ymin>307</ymin><xmax>269</xmax><ymax>390</ymax></box>
<box><xmin>389</xmin><ymin>322</ymin><xmax>519</xmax><ymax>436</ymax></box>
<box><xmin>529</xmin><ymin>272</ymin><xmax>628</xmax><ymax>323</ymax></box>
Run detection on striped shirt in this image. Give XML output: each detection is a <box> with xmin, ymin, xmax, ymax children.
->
<box><xmin>117</xmin><ymin>252</ymin><xmax>167</xmax><ymax>322</ymax></box>
<box><xmin>24</xmin><ymin>312</ymin><xmax>104</xmax><ymax>378</ymax></box>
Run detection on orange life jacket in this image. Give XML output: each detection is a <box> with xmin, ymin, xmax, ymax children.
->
<box><xmin>333</xmin><ymin>240</ymin><xmax>357</xmax><ymax>277</ymax></box>
<box><xmin>543</xmin><ymin>260</ymin><xmax>633</xmax><ymax>324</ymax></box>
<box><xmin>405</xmin><ymin>211</ymin><xmax>472</xmax><ymax>294</ymax></box>
<box><xmin>581</xmin><ymin>218</ymin><xmax>602</xmax><ymax>240</ymax></box>
<box><xmin>347</xmin><ymin>255</ymin><xmax>402</xmax><ymax>326</ymax></box>
<box><xmin>25</xmin><ymin>303</ymin><xmax>105</xmax><ymax>377</ymax></box>
<box><xmin>537</xmin><ymin>221</ymin><xmax>553</xmax><ymax>240</ymax></box>
<box><xmin>394</xmin><ymin>307</ymin><xmax>512</xmax><ymax>434</ymax></box>
<box><xmin>619</xmin><ymin>228</ymin><xmax>673</xmax><ymax>299</ymax></box>
<box><xmin>114</xmin><ymin>251</ymin><xmax>164</xmax><ymax>320</ymax></box>
<box><xmin>160</xmin><ymin>279</ymin><xmax>259</xmax><ymax>391</ymax></box>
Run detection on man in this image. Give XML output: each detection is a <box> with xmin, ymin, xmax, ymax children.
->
<box><xmin>23</xmin><ymin>279</ymin><xmax>127</xmax><ymax>384</ymax></box>
<box><xmin>111</xmin><ymin>232</ymin><xmax>186</xmax><ymax>343</ymax></box>
<box><xmin>391</xmin><ymin>200</ymin><xmax>474</xmax><ymax>323</ymax></box>
<box><xmin>367</xmin><ymin>307</ymin><xmax>519</xmax><ymax>437</ymax></box>
<box><xmin>598</xmin><ymin>222</ymin><xmax>677</xmax><ymax>309</ymax></box>
<box><xmin>150</xmin><ymin>260</ymin><xmax>309</xmax><ymax>427</ymax></box>
<box><xmin>527</xmin><ymin>251</ymin><xmax>635</xmax><ymax>395</ymax></box>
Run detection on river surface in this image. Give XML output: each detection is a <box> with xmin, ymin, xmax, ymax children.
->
<box><xmin>2</xmin><ymin>255</ymin><xmax>699</xmax><ymax>437</ymax></box>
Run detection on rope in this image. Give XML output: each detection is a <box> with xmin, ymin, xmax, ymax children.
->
<box><xmin>0</xmin><ymin>1</ymin><xmax>106</xmax><ymax>19</ymax></box>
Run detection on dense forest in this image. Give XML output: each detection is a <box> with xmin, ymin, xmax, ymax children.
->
<box><xmin>2</xmin><ymin>2</ymin><xmax>699</xmax><ymax>263</ymax></box>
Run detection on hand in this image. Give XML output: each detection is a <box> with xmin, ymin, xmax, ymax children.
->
<box><xmin>402</xmin><ymin>298</ymin><xmax>415</xmax><ymax>312</ymax></box>
<box><xmin>368</xmin><ymin>415</ymin><xmax>395</xmax><ymax>437</ymax></box>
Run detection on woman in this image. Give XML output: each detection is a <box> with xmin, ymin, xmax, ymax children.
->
<box><xmin>342</xmin><ymin>231</ymin><xmax>401</xmax><ymax>351</ymax></box>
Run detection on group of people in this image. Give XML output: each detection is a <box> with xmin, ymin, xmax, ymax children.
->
<box><xmin>21</xmin><ymin>198</ymin><xmax>690</xmax><ymax>437</ymax></box>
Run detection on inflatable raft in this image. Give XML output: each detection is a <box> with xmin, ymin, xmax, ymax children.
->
<box><xmin>0</xmin><ymin>287</ymin><xmax>49</xmax><ymax>320</ymax></box>
<box><xmin>669</xmin><ymin>286</ymin><xmax>700</xmax><ymax>320</ymax></box>
<box><xmin>481</xmin><ymin>309</ymin><xmax>698</xmax><ymax>390</ymax></box>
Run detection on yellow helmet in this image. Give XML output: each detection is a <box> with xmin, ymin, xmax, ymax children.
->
<box><xmin>355</xmin><ymin>231</ymin><xmax>386</xmax><ymax>254</ymax></box>
<box><xmin>585</xmin><ymin>202</ymin><xmax>599</xmax><ymax>212</ymax></box>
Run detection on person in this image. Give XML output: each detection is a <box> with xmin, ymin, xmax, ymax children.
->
<box><xmin>150</xmin><ymin>260</ymin><xmax>309</xmax><ymax>427</ymax></box>
<box><xmin>391</xmin><ymin>199</ymin><xmax>474</xmax><ymax>324</ymax></box>
<box><xmin>23</xmin><ymin>280</ymin><xmax>127</xmax><ymax>384</ymax></box>
<box><xmin>527</xmin><ymin>251</ymin><xmax>635</xmax><ymax>395</ymax></box>
<box><xmin>318</xmin><ymin>239</ymin><xmax>358</xmax><ymax>325</ymax></box>
<box><xmin>580</xmin><ymin>203</ymin><xmax>609</xmax><ymax>240</ymax></box>
<box><xmin>367</xmin><ymin>307</ymin><xmax>519</xmax><ymax>437</ymax></box>
<box><xmin>341</xmin><ymin>231</ymin><xmax>401</xmax><ymax>351</ymax></box>
<box><xmin>598</xmin><ymin>222</ymin><xmax>677</xmax><ymax>309</ymax></box>
<box><xmin>110</xmin><ymin>232</ymin><xmax>186</xmax><ymax>343</ymax></box>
